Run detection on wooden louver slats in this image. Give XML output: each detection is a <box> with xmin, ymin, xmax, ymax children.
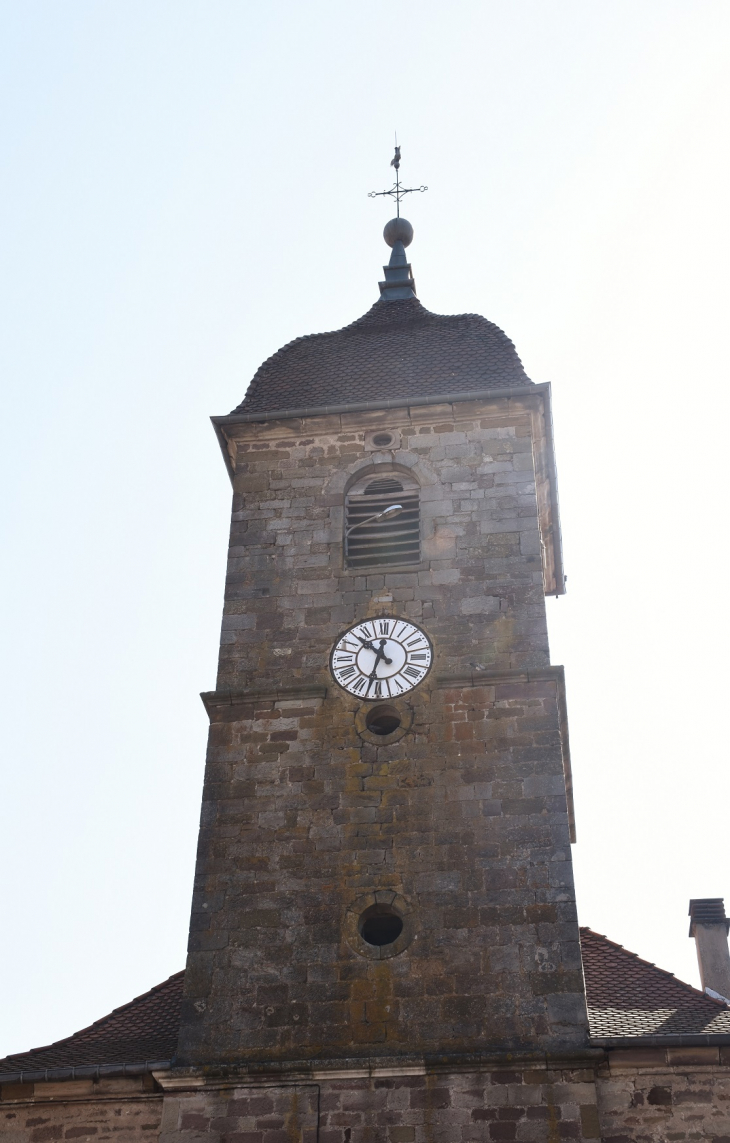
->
<box><xmin>345</xmin><ymin>480</ymin><xmax>420</xmax><ymax>569</ymax></box>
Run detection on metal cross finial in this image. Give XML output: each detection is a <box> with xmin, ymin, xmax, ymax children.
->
<box><xmin>368</xmin><ymin>145</ymin><xmax>428</xmax><ymax>218</ymax></box>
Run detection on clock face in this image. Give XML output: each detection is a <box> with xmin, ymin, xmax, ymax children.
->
<box><xmin>330</xmin><ymin>617</ymin><xmax>433</xmax><ymax>699</ymax></box>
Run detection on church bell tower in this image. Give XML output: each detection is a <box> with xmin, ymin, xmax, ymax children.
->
<box><xmin>164</xmin><ymin>158</ymin><xmax>601</xmax><ymax>1141</ymax></box>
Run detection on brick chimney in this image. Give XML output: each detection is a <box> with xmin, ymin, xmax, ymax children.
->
<box><xmin>689</xmin><ymin>898</ymin><xmax>730</xmax><ymax>1000</ymax></box>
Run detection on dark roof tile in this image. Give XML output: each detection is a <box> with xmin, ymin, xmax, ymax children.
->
<box><xmin>234</xmin><ymin>298</ymin><xmax>532</xmax><ymax>415</ymax></box>
<box><xmin>0</xmin><ymin>972</ymin><xmax>183</xmax><ymax>1073</ymax></box>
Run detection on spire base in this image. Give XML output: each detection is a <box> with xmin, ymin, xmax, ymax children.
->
<box><xmin>378</xmin><ymin>238</ymin><xmax>417</xmax><ymax>302</ymax></box>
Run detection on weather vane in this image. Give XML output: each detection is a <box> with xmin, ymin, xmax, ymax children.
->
<box><xmin>368</xmin><ymin>143</ymin><xmax>427</xmax><ymax>218</ymax></box>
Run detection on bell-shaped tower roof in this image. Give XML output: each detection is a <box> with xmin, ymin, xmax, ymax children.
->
<box><xmin>233</xmin><ymin>219</ymin><xmax>532</xmax><ymax>416</ymax></box>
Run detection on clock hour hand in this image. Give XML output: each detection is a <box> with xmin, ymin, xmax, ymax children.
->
<box><xmin>368</xmin><ymin>642</ymin><xmax>392</xmax><ymax>676</ymax></box>
<box><xmin>375</xmin><ymin>638</ymin><xmax>392</xmax><ymax>666</ymax></box>
<box><xmin>356</xmin><ymin>635</ymin><xmax>393</xmax><ymax>666</ymax></box>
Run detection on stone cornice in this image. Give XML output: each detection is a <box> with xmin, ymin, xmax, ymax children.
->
<box><xmin>201</xmin><ymin>685</ymin><xmax>327</xmax><ymax>716</ymax></box>
<box><xmin>153</xmin><ymin>1045</ymin><xmax>605</xmax><ymax>1090</ymax></box>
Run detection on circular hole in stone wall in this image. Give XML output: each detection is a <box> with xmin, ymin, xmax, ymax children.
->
<box><xmin>365</xmin><ymin>705</ymin><xmax>402</xmax><ymax>736</ymax></box>
<box><xmin>372</xmin><ymin>432</ymin><xmax>394</xmax><ymax>447</ymax></box>
<box><xmin>359</xmin><ymin>905</ymin><xmax>404</xmax><ymax>947</ymax></box>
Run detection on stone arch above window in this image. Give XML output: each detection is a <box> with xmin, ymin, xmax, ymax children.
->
<box><xmin>345</xmin><ymin>468</ymin><xmax>420</xmax><ymax>570</ymax></box>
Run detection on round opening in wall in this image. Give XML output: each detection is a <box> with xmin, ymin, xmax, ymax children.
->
<box><xmin>345</xmin><ymin>891</ymin><xmax>414</xmax><ymax>959</ymax></box>
<box><xmin>359</xmin><ymin>905</ymin><xmax>404</xmax><ymax>947</ymax></box>
<box><xmin>372</xmin><ymin>432</ymin><xmax>394</xmax><ymax>448</ymax></box>
<box><xmin>365</xmin><ymin>705</ymin><xmax>402</xmax><ymax>736</ymax></box>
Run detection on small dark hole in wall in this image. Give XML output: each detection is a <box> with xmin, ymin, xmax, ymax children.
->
<box><xmin>372</xmin><ymin>432</ymin><xmax>394</xmax><ymax>447</ymax></box>
<box><xmin>359</xmin><ymin>905</ymin><xmax>404</xmax><ymax>947</ymax></box>
<box><xmin>365</xmin><ymin>705</ymin><xmax>401</xmax><ymax>736</ymax></box>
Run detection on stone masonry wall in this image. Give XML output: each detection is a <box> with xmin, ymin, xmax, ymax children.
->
<box><xmin>178</xmin><ymin>394</ymin><xmax>584</xmax><ymax>1066</ymax></box>
<box><xmin>0</xmin><ymin>1077</ymin><xmax>163</xmax><ymax>1143</ymax></box>
<box><xmin>178</xmin><ymin>671</ymin><xmax>583</xmax><ymax>1064</ymax></box>
<box><xmin>596</xmin><ymin>1046</ymin><xmax>730</xmax><ymax>1142</ymax></box>
<box><xmin>157</xmin><ymin>1062</ymin><xmax>602</xmax><ymax>1143</ymax></box>
<box><xmin>158</xmin><ymin>1082</ymin><xmax>318</xmax><ymax>1143</ymax></box>
<box><xmin>7</xmin><ymin>1054</ymin><xmax>730</xmax><ymax>1142</ymax></box>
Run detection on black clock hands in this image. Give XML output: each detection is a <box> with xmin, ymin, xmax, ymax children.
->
<box><xmin>375</xmin><ymin>638</ymin><xmax>392</xmax><ymax>666</ymax></box>
<box><xmin>357</xmin><ymin>634</ymin><xmax>393</xmax><ymax>665</ymax></box>
<box><xmin>363</xmin><ymin>639</ymin><xmax>393</xmax><ymax>695</ymax></box>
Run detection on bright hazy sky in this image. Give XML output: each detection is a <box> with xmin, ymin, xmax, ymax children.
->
<box><xmin>1</xmin><ymin>1</ymin><xmax>729</xmax><ymax>1058</ymax></box>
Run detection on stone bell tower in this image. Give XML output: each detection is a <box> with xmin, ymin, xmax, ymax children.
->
<box><xmin>162</xmin><ymin>185</ymin><xmax>602</xmax><ymax>1140</ymax></box>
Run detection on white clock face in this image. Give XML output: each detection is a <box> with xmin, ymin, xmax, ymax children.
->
<box><xmin>330</xmin><ymin>617</ymin><xmax>433</xmax><ymax>699</ymax></box>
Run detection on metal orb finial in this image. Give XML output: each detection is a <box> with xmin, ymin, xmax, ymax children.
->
<box><xmin>383</xmin><ymin>217</ymin><xmax>413</xmax><ymax>248</ymax></box>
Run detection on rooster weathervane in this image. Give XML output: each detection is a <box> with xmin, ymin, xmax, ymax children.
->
<box><xmin>368</xmin><ymin>143</ymin><xmax>428</xmax><ymax>218</ymax></box>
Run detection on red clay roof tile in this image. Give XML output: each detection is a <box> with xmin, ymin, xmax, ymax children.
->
<box><xmin>580</xmin><ymin>926</ymin><xmax>730</xmax><ymax>1037</ymax></box>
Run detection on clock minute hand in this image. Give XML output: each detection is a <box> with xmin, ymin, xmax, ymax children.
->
<box><xmin>364</xmin><ymin>642</ymin><xmax>394</xmax><ymax>696</ymax></box>
<box><xmin>356</xmin><ymin>634</ymin><xmax>392</xmax><ymax>666</ymax></box>
<box><xmin>364</xmin><ymin>646</ymin><xmax>387</xmax><ymax>695</ymax></box>
<box><xmin>364</xmin><ymin>660</ymin><xmax>382</xmax><ymax>697</ymax></box>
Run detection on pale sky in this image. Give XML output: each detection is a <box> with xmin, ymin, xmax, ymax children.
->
<box><xmin>1</xmin><ymin>0</ymin><xmax>729</xmax><ymax>1058</ymax></box>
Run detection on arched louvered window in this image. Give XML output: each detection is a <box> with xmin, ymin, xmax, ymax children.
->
<box><xmin>345</xmin><ymin>472</ymin><xmax>420</xmax><ymax>569</ymax></box>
